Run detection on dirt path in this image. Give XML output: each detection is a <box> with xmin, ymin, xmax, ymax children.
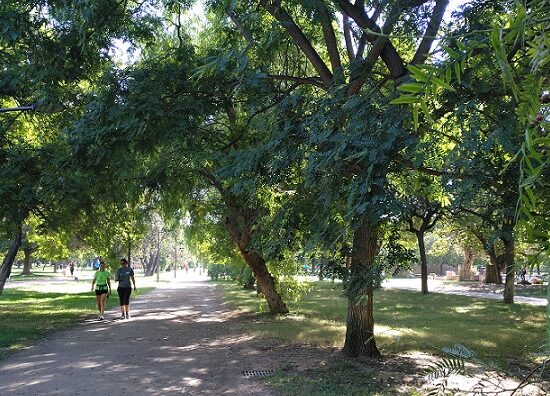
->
<box><xmin>0</xmin><ymin>279</ymin><xmax>286</xmax><ymax>395</ymax></box>
<box><xmin>2</xmin><ymin>276</ymin><xmax>546</xmax><ymax>395</ymax></box>
<box><xmin>382</xmin><ymin>278</ymin><xmax>548</xmax><ymax>306</ymax></box>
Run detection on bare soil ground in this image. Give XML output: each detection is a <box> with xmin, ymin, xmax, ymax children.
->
<box><xmin>0</xmin><ymin>276</ymin><xmax>547</xmax><ymax>395</ymax></box>
<box><xmin>0</xmin><ymin>278</ymin><xmax>337</xmax><ymax>395</ymax></box>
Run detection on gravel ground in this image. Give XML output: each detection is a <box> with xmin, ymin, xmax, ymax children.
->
<box><xmin>1</xmin><ymin>274</ymin><xmax>547</xmax><ymax>395</ymax></box>
<box><xmin>0</xmin><ymin>279</ymin><xmax>287</xmax><ymax>395</ymax></box>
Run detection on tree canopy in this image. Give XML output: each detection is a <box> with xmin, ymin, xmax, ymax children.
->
<box><xmin>1</xmin><ymin>0</ymin><xmax>549</xmax><ymax>357</ymax></box>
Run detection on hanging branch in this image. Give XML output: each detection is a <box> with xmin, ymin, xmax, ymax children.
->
<box><xmin>343</xmin><ymin>15</ymin><xmax>356</xmax><ymax>61</ymax></box>
<box><xmin>226</xmin><ymin>8</ymin><xmax>256</xmax><ymax>50</ymax></box>
<box><xmin>259</xmin><ymin>0</ymin><xmax>334</xmax><ymax>88</ymax></box>
<box><xmin>412</xmin><ymin>0</ymin><xmax>450</xmax><ymax>64</ymax></box>
<box><xmin>315</xmin><ymin>1</ymin><xmax>343</xmax><ymax>80</ymax></box>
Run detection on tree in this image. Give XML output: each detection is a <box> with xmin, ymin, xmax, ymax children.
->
<box><xmin>204</xmin><ymin>0</ymin><xmax>452</xmax><ymax>357</ymax></box>
<box><xmin>391</xmin><ymin>0</ymin><xmax>549</xmax><ymax>303</ymax></box>
<box><xmin>0</xmin><ymin>0</ymin><xmax>160</xmax><ymax>294</ymax></box>
<box><xmin>404</xmin><ymin>196</ymin><xmax>442</xmax><ymax>294</ymax></box>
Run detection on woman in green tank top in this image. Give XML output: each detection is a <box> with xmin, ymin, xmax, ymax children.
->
<box><xmin>91</xmin><ymin>261</ymin><xmax>112</xmax><ymax>320</ymax></box>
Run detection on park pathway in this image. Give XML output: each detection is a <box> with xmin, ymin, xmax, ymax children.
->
<box><xmin>382</xmin><ymin>278</ymin><xmax>548</xmax><ymax>306</ymax></box>
<box><xmin>0</xmin><ymin>279</ymin><xmax>277</xmax><ymax>396</ymax></box>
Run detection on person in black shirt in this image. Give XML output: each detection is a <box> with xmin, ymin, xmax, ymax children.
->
<box><xmin>115</xmin><ymin>258</ymin><xmax>137</xmax><ymax>319</ymax></box>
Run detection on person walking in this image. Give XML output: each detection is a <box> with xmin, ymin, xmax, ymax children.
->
<box><xmin>520</xmin><ymin>268</ymin><xmax>527</xmax><ymax>282</ymax></box>
<box><xmin>91</xmin><ymin>261</ymin><xmax>111</xmax><ymax>320</ymax></box>
<box><xmin>115</xmin><ymin>258</ymin><xmax>137</xmax><ymax>319</ymax></box>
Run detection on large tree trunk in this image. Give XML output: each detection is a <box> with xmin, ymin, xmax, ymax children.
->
<box><xmin>342</xmin><ymin>216</ymin><xmax>381</xmax><ymax>358</ymax></box>
<box><xmin>145</xmin><ymin>231</ymin><xmax>161</xmax><ymax>276</ymax></box>
<box><xmin>485</xmin><ymin>254</ymin><xmax>503</xmax><ymax>284</ymax></box>
<box><xmin>145</xmin><ymin>249</ymin><xmax>159</xmax><ymax>276</ymax></box>
<box><xmin>242</xmin><ymin>250</ymin><xmax>288</xmax><ymax>314</ymax></box>
<box><xmin>0</xmin><ymin>225</ymin><xmax>24</xmax><ymax>295</ymax></box>
<box><xmin>224</xmin><ymin>201</ymin><xmax>288</xmax><ymax>315</ymax></box>
<box><xmin>21</xmin><ymin>247</ymin><xmax>33</xmax><ymax>276</ymax></box>
<box><xmin>502</xmin><ymin>237</ymin><xmax>515</xmax><ymax>304</ymax></box>
<box><xmin>485</xmin><ymin>262</ymin><xmax>499</xmax><ymax>283</ymax></box>
<box><xmin>417</xmin><ymin>231</ymin><xmax>428</xmax><ymax>294</ymax></box>
<box><xmin>459</xmin><ymin>246</ymin><xmax>474</xmax><ymax>281</ymax></box>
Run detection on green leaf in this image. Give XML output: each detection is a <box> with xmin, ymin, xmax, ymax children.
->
<box><xmin>419</xmin><ymin>99</ymin><xmax>434</xmax><ymax>123</ymax></box>
<box><xmin>453</xmin><ymin>62</ymin><xmax>461</xmax><ymax>84</ymax></box>
<box><xmin>407</xmin><ymin>64</ymin><xmax>429</xmax><ymax>83</ymax></box>
<box><xmin>441</xmin><ymin>45</ymin><xmax>460</xmax><ymax>59</ymax></box>
<box><xmin>390</xmin><ymin>95</ymin><xmax>421</xmax><ymax>104</ymax></box>
<box><xmin>397</xmin><ymin>83</ymin><xmax>425</xmax><ymax>93</ymax></box>
<box><xmin>430</xmin><ymin>76</ymin><xmax>455</xmax><ymax>91</ymax></box>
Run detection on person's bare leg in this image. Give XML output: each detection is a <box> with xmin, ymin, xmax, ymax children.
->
<box><xmin>101</xmin><ymin>294</ymin><xmax>108</xmax><ymax>318</ymax></box>
<box><xmin>95</xmin><ymin>295</ymin><xmax>102</xmax><ymax>314</ymax></box>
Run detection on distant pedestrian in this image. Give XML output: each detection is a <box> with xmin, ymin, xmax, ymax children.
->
<box><xmin>91</xmin><ymin>261</ymin><xmax>111</xmax><ymax>320</ymax></box>
<box><xmin>69</xmin><ymin>262</ymin><xmax>75</xmax><ymax>276</ymax></box>
<box><xmin>520</xmin><ymin>268</ymin><xmax>527</xmax><ymax>282</ymax></box>
<box><xmin>115</xmin><ymin>258</ymin><xmax>137</xmax><ymax>319</ymax></box>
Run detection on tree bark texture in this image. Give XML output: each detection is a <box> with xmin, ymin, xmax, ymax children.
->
<box><xmin>342</xmin><ymin>215</ymin><xmax>381</xmax><ymax>358</ymax></box>
<box><xmin>150</xmin><ymin>231</ymin><xmax>162</xmax><ymax>276</ymax></box>
<box><xmin>459</xmin><ymin>246</ymin><xmax>474</xmax><ymax>281</ymax></box>
<box><xmin>502</xmin><ymin>236</ymin><xmax>515</xmax><ymax>304</ymax></box>
<box><xmin>485</xmin><ymin>255</ymin><xmax>503</xmax><ymax>284</ymax></box>
<box><xmin>21</xmin><ymin>247</ymin><xmax>33</xmax><ymax>276</ymax></box>
<box><xmin>145</xmin><ymin>245</ymin><xmax>160</xmax><ymax>277</ymax></box>
<box><xmin>407</xmin><ymin>206</ymin><xmax>440</xmax><ymax>293</ymax></box>
<box><xmin>242</xmin><ymin>250</ymin><xmax>289</xmax><ymax>314</ymax></box>
<box><xmin>224</xmin><ymin>201</ymin><xmax>289</xmax><ymax>314</ymax></box>
<box><xmin>0</xmin><ymin>225</ymin><xmax>23</xmax><ymax>295</ymax></box>
<box><xmin>417</xmin><ymin>231</ymin><xmax>428</xmax><ymax>294</ymax></box>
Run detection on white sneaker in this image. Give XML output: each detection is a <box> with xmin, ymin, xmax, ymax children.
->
<box><xmin>99</xmin><ymin>315</ymin><xmax>104</xmax><ymax>320</ymax></box>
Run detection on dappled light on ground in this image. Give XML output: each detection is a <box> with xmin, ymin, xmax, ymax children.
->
<box><xmin>0</xmin><ymin>277</ymin><xmax>279</xmax><ymax>395</ymax></box>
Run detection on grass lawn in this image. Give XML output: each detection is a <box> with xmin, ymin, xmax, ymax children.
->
<box><xmin>8</xmin><ymin>270</ymin><xmax>65</xmax><ymax>281</ymax></box>
<box><xmin>221</xmin><ymin>280</ymin><xmax>547</xmax><ymax>364</ymax></box>
<box><xmin>515</xmin><ymin>284</ymin><xmax>548</xmax><ymax>298</ymax></box>
<box><xmin>0</xmin><ymin>287</ymin><xmax>154</xmax><ymax>360</ymax></box>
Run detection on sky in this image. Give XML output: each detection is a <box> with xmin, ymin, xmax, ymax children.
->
<box><xmin>445</xmin><ymin>0</ymin><xmax>472</xmax><ymax>18</ymax></box>
<box><xmin>111</xmin><ymin>0</ymin><xmax>474</xmax><ymax>66</ymax></box>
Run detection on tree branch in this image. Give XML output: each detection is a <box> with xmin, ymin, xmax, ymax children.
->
<box><xmin>343</xmin><ymin>15</ymin><xmax>356</xmax><ymax>61</ymax></box>
<box><xmin>226</xmin><ymin>8</ymin><xmax>256</xmax><ymax>49</ymax></box>
<box><xmin>196</xmin><ymin>168</ymin><xmax>224</xmax><ymax>194</ymax></box>
<box><xmin>334</xmin><ymin>0</ymin><xmax>407</xmax><ymax>78</ymax></box>
<box><xmin>412</xmin><ymin>0</ymin><xmax>449</xmax><ymax>64</ymax></box>
<box><xmin>397</xmin><ymin>155</ymin><xmax>505</xmax><ymax>191</ymax></box>
<box><xmin>347</xmin><ymin>2</ymin><xmax>402</xmax><ymax>94</ymax></box>
<box><xmin>260</xmin><ymin>0</ymin><xmax>333</xmax><ymax>88</ymax></box>
<box><xmin>355</xmin><ymin>33</ymin><xmax>367</xmax><ymax>59</ymax></box>
<box><xmin>315</xmin><ymin>0</ymin><xmax>343</xmax><ymax>80</ymax></box>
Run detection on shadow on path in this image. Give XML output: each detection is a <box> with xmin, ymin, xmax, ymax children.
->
<box><xmin>0</xmin><ymin>280</ymin><xmax>276</xmax><ymax>395</ymax></box>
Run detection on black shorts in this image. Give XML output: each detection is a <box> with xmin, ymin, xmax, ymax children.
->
<box><xmin>95</xmin><ymin>285</ymin><xmax>108</xmax><ymax>296</ymax></box>
<box><xmin>117</xmin><ymin>287</ymin><xmax>132</xmax><ymax>305</ymax></box>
